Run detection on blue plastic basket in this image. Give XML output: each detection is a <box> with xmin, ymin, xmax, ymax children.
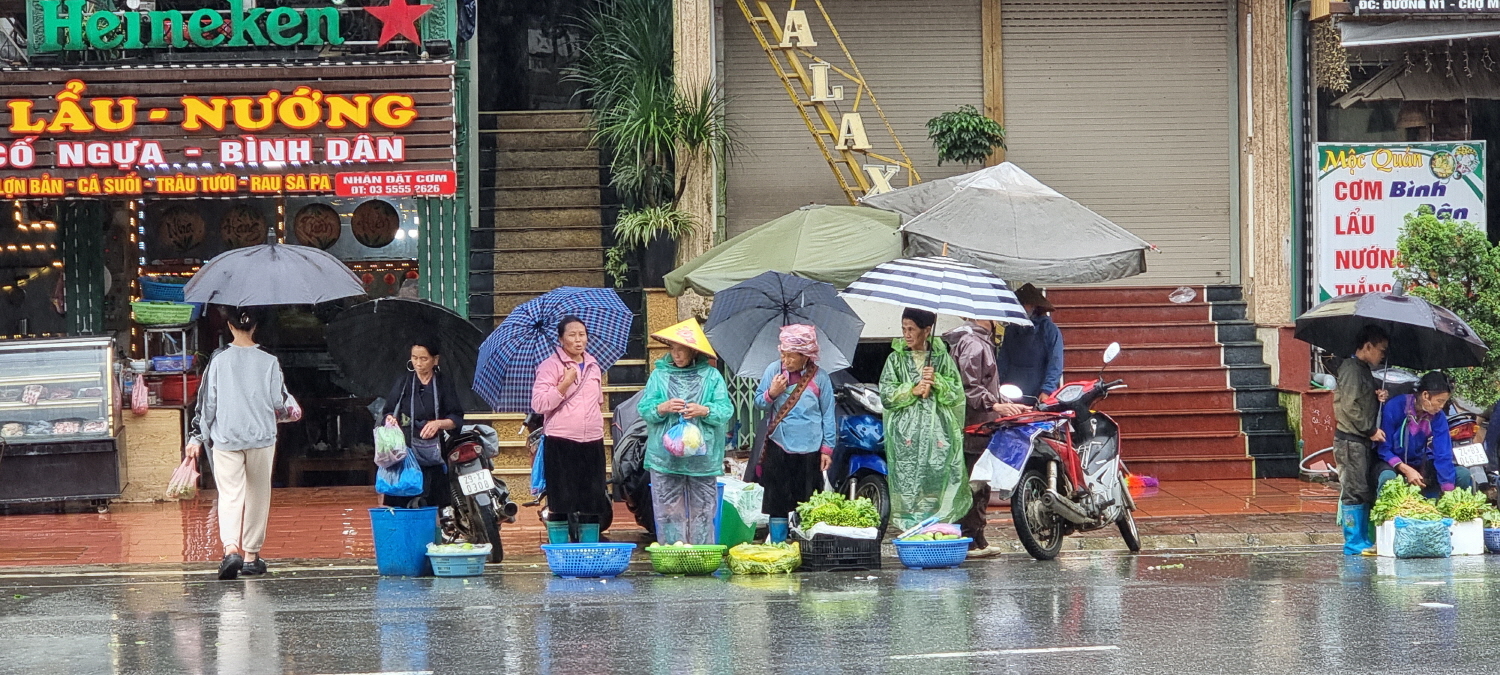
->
<box><xmin>151</xmin><ymin>354</ymin><xmax>196</xmax><ymax>372</ymax></box>
<box><xmin>893</xmin><ymin>537</ymin><xmax>973</xmax><ymax>569</ymax></box>
<box><xmin>428</xmin><ymin>545</ymin><xmax>491</xmax><ymax>577</ymax></box>
<box><xmin>1485</xmin><ymin>528</ymin><xmax>1500</xmax><ymax>554</ymax></box>
<box><xmin>540</xmin><ymin>543</ymin><xmax>637</xmax><ymax>578</ymax></box>
<box><xmin>139</xmin><ymin>277</ymin><xmax>188</xmax><ymax>302</ymax></box>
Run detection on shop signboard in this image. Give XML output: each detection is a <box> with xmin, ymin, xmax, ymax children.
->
<box><xmin>1355</xmin><ymin>0</ymin><xmax>1500</xmax><ymax>14</ymax></box>
<box><xmin>0</xmin><ymin>62</ymin><xmax>456</xmax><ymax>199</ymax></box>
<box><xmin>1314</xmin><ymin>141</ymin><xmax>1487</xmax><ymax>302</ymax></box>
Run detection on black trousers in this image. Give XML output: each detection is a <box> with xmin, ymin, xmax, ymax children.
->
<box><xmin>543</xmin><ymin>437</ymin><xmax>609</xmax><ymax>517</ymax></box>
<box><xmin>760</xmin><ymin>440</ymin><xmax>822</xmax><ymax>519</ymax></box>
<box><xmin>382</xmin><ymin>463</ymin><xmax>452</xmax><ymax>509</ymax></box>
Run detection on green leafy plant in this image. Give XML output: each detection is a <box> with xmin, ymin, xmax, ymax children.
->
<box><xmin>1395</xmin><ymin>206</ymin><xmax>1500</xmax><ymax>407</ymax></box>
<box><xmin>1482</xmin><ymin>508</ymin><xmax>1500</xmax><ymax>528</ymax></box>
<box><xmin>1436</xmin><ymin>487</ymin><xmax>1489</xmax><ymax>522</ymax></box>
<box><xmin>926</xmin><ymin>104</ymin><xmax>1006</xmax><ymax>166</ymax></box>
<box><xmin>796</xmin><ymin>491</ymin><xmax>879</xmax><ymax>528</ymax></box>
<box><xmin>566</xmin><ymin>0</ymin><xmax>737</xmax><ymax>267</ymax></box>
<box><xmin>1371</xmin><ymin>479</ymin><xmax>1443</xmax><ymax>525</ymax></box>
<box><xmin>604</xmin><ymin>246</ymin><xmax>630</xmax><ymax>289</ymax></box>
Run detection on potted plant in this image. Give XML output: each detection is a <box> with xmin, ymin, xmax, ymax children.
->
<box><xmin>925</xmin><ymin>104</ymin><xmax>1006</xmax><ymax>167</ymax></box>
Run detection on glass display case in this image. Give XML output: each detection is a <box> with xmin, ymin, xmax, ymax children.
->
<box><xmin>0</xmin><ymin>336</ymin><xmax>116</xmax><ymax>443</ymax></box>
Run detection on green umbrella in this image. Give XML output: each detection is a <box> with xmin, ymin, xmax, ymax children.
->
<box><xmin>664</xmin><ymin>204</ymin><xmax>902</xmax><ymax>296</ymax></box>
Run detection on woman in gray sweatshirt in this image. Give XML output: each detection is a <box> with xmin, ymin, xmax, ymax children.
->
<box><xmin>188</xmin><ymin>308</ymin><xmax>289</xmax><ymax>580</ymax></box>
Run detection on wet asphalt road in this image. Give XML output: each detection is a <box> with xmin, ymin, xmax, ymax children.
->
<box><xmin>2</xmin><ymin>550</ymin><xmax>1500</xmax><ymax>674</ymax></box>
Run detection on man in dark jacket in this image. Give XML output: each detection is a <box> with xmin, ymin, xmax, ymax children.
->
<box><xmin>996</xmin><ymin>284</ymin><xmax>1064</xmax><ymax>399</ymax></box>
<box><xmin>1333</xmin><ymin>325</ymin><xmax>1386</xmax><ymax>555</ymax></box>
<box><xmin>945</xmin><ymin>319</ymin><xmax>1028</xmax><ymax>558</ymax></box>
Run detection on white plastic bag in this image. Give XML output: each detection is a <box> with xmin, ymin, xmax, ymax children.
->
<box><xmin>718</xmin><ymin>476</ymin><xmax>769</xmax><ymax>528</ymax></box>
<box><xmin>373</xmin><ymin>420</ymin><xmax>408</xmax><ymax>468</ymax></box>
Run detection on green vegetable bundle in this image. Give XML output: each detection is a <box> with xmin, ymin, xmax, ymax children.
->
<box><xmin>1370</xmin><ymin>480</ymin><xmax>1443</xmax><ymax>525</ymax></box>
<box><xmin>1437</xmin><ymin>488</ymin><xmax>1490</xmax><ymax>522</ymax></box>
<box><xmin>795</xmin><ymin>491</ymin><xmax>879</xmax><ymax>529</ymax></box>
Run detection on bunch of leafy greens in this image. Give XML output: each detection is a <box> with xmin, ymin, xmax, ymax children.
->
<box><xmin>1437</xmin><ymin>487</ymin><xmax>1490</xmax><ymax>522</ymax></box>
<box><xmin>1482</xmin><ymin>508</ymin><xmax>1500</xmax><ymax>528</ymax></box>
<box><xmin>796</xmin><ymin>491</ymin><xmax>880</xmax><ymax>528</ymax></box>
<box><xmin>1371</xmin><ymin>479</ymin><xmax>1443</xmax><ymax>524</ymax></box>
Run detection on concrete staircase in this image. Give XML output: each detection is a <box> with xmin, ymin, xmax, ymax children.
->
<box><xmin>477</xmin><ymin>110</ymin><xmax>609</xmax><ymax>320</ymax></box>
<box><xmin>1047</xmin><ymin>285</ymin><xmax>1297</xmax><ymax>481</ymax></box>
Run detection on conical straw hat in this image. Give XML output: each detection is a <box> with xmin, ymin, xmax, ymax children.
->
<box><xmin>650</xmin><ymin>318</ymin><xmax>718</xmax><ymax>359</ymax></box>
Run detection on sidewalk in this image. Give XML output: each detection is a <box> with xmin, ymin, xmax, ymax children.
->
<box><xmin>0</xmin><ymin>479</ymin><xmax>1341</xmax><ymax>568</ymax></box>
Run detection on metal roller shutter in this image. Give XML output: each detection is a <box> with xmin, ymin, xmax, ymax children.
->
<box><xmin>1002</xmin><ymin>0</ymin><xmax>1234</xmax><ymax>285</ymax></box>
<box><xmin>723</xmin><ymin>0</ymin><xmax>985</xmax><ymax>238</ymax></box>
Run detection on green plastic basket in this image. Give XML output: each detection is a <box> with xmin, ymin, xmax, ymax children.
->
<box><xmin>646</xmin><ymin>544</ymin><xmax>726</xmax><ymax>575</ymax></box>
<box><xmin>132</xmin><ymin>301</ymin><xmax>199</xmax><ymax>325</ymax></box>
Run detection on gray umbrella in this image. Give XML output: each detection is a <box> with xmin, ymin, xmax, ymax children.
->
<box><xmin>860</xmin><ymin>163</ymin><xmax>1154</xmax><ymax>284</ymax></box>
<box><xmin>183</xmin><ymin>244</ymin><xmax>365</xmax><ymax>306</ymax></box>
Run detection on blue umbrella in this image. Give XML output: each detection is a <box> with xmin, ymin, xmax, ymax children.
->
<box><xmin>474</xmin><ymin>287</ymin><xmax>633</xmax><ymax>412</ymax></box>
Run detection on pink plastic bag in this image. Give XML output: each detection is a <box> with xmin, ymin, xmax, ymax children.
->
<box><xmin>130</xmin><ymin>373</ymin><xmax>148</xmax><ymax>416</ymax></box>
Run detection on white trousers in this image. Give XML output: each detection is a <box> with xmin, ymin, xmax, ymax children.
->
<box><xmin>213</xmin><ymin>445</ymin><xmax>275</xmax><ymax>554</ymax></box>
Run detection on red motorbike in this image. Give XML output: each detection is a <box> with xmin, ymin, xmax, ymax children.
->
<box><xmin>966</xmin><ymin>342</ymin><xmax>1141</xmax><ymax>560</ymax></box>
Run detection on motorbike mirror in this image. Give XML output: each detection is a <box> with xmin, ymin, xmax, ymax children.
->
<box><xmin>1103</xmin><ymin>342</ymin><xmax>1121</xmax><ymax>364</ymax></box>
<box><xmin>999</xmin><ymin>384</ymin><xmax>1025</xmax><ymax>402</ymax></box>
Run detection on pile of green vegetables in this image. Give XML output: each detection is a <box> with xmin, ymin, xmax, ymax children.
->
<box><xmin>1483</xmin><ymin>508</ymin><xmax>1500</xmax><ymax>528</ymax></box>
<box><xmin>796</xmin><ymin>491</ymin><xmax>880</xmax><ymax>529</ymax></box>
<box><xmin>1436</xmin><ymin>487</ymin><xmax>1490</xmax><ymax>522</ymax></box>
<box><xmin>1370</xmin><ymin>480</ymin><xmax>1443</xmax><ymax>525</ymax></box>
<box><xmin>901</xmin><ymin>532</ymin><xmax>962</xmax><ymax>541</ymax></box>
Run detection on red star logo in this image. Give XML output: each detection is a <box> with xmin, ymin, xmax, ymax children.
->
<box><xmin>363</xmin><ymin>0</ymin><xmax>434</xmax><ymax>48</ymax></box>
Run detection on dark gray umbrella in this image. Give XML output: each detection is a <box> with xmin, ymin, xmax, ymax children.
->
<box><xmin>703</xmin><ymin>271</ymin><xmax>864</xmax><ymax>378</ymax></box>
<box><xmin>1295</xmin><ymin>291</ymin><xmax>1487</xmax><ymax>369</ymax></box>
<box><xmin>183</xmin><ymin>244</ymin><xmax>365</xmax><ymax>306</ymax></box>
<box><xmin>326</xmin><ymin>298</ymin><xmax>488</xmax><ymax>411</ymax></box>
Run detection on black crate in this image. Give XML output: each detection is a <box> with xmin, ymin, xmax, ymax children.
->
<box><xmin>797</xmin><ymin>534</ymin><xmax>882</xmax><ymax>572</ymax></box>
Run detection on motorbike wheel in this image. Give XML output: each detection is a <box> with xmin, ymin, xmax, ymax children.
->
<box><xmin>844</xmin><ymin>472</ymin><xmax>891</xmax><ymax>533</ymax></box>
<box><xmin>1011</xmin><ymin>468</ymin><xmax>1065</xmax><ymax>561</ymax></box>
<box><xmin>1117</xmin><ymin>509</ymin><xmax>1142</xmax><ymax>553</ymax></box>
<box><xmin>450</xmin><ymin>482</ymin><xmax>504</xmax><ymax>563</ymax></box>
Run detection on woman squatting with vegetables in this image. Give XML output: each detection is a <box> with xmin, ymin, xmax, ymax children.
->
<box><xmin>638</xmin><ymin>319</ymin><xmax>734</xmax><ymax>545</ymax></box>
<box><xmin>1375</xmin><ymin>371</ymin><xmax>1471</xmax><ymax>498</ymax></box>
<box><xmin>752</xmin><ymin>324</ymin><xmax>837</xmax><ymax>542</ymax></box>
<box><xmin>880</xmin><ymin>308</ymin><xmax>971</xmax><ymax>531</ymax></box>
<box><xmin>531</xmin><ymin>316</ymin><xmax>611</xmax><ymax>544</ymax></box>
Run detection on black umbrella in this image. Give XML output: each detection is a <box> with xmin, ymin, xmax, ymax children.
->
<box><xmin>1295</xmin><ymin>291</ymin><xmax>1488</xmax><ymax>370</ymax></box>
<box><xmin>326</xmin><ymin>298</ymin><xmax>488</xmax><ymax>411</ymax></box>
<box><xmin>703</xmin><ymin>271</ymin><xmax>864</xmax><ymax>378</ymax></box>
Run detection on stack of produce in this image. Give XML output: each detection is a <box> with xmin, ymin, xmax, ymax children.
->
<box><xmin>795</xmin><ymin>491</ymin><xmax>879</xmax><ymax>529</ymax></box>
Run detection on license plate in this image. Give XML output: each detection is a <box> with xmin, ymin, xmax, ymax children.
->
<box><xmin>458</xmin><ymin>469</ymin><xmax>496</xmax><ymax>496</ymax></box>
<box><xmin>1453</xmin><ymin>442</ymin><xmax>1488</xmax><ymax>468</ymax></box>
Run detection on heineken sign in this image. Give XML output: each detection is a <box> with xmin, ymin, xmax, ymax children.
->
<box><xmin>28</xmin><ymin>0</ymin><xmax>437</xmax><ymax>52</ymax></box>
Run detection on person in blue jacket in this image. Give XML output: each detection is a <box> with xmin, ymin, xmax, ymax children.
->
<box><xmin>996</xmin><ymin>284</ymin><xmax>1064</xmax><ymax>398</ymax></box>
<box><xmin>1375</xmin><ymin>371</ymin><xmax>1471</xmax><ymax>497</ymax></box>
<box><xmin>753</xmin><ymin>324</ymin><xmax>837</xmax><ymax>541</ymax></box>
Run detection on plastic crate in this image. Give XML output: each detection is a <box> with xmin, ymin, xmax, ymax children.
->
<box><xmin>151</xmin><ymin>354</ymin><xmax>196</xmax><ymax>372</ymax></box>
<box><xmin>797</xmin><ymin>534</ymin><xmax>881</xmax><ymax>572</ymax></box>
<box><xmin>540</xmin><ymin>542</ymin><xmax>636</xmax><ymax>578</ymax></box>
<box><xmin>647</xmin><ymin>544</ymin><xmax>726</xmax><ymax>575</ymax></box>
<box><xmin>132</xmin><ymin>301</ymin><xmax>201</xmax><ymax>325</ymax></box>
<box><xmin>893</xmin><ymin>537</ymin><xmax>972</xmax><ymax>569</ymax></box>
<box><xmin>1485</xmin><ymin>527</ymin><xmax>1500</xmax><ymax>554</ymax></box>
<box><xmin>428</xmin><ymin>544</ymin><xmax>492</xmax><ymax>577</ymax></box>
<box><xmin>139</xmin><ymin>277</ymin><xmax>188</xmax><ymax>302</ymax></box>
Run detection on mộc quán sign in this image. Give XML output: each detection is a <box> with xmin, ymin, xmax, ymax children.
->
<box><xmin>28</xmin><ymin>0</ymin><xmax>435</xmax><ymax>51</ymax></box>
<box><xmin>0</xmin><ymin>64</ymin><xmax>457</xmax><ymax>198</ymax></box>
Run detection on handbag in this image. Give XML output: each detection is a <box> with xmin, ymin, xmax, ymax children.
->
<box><xmin>397</xmin><ymin>373</ymin><xmax>445</xmax><ymax>466</ymax></box>
<box><xmin>375</xmin><ymin>451</ymin><xmax>424</xmax><ymax>497</ymax></box>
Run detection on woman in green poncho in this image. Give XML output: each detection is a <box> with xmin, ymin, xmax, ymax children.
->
<box><xmin>880</xmin><ymin>307</ymin><xmax>970</xmax><ymax>531</ymax></box>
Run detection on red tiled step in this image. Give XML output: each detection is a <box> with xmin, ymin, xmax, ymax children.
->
<box><xmin>1051</xmin><ymin>302</ymin><xmax>1210</xmax><ymax>325</ymax></box>
<box><xmin>1055</xmin><ymin>322</ymin><xmax>1216</xmax><ymax>346</ymax></box>
<box><xmin>1065</xmin><ymin>342</ymin><xmax>1224</xmax><ymax>368</ymax></box>
<box><xmin>1045</xmin><ymin>286</ymin><xmax>1207</xmax><ymax>306</ymax></box>
<box><xmin>1095</xmin><ymin>387</ymin><xmax>1236</xmax><ymax>413</ymax></box>
<box><xmin>1120</xmin><ymin>430</ymin><xmax>1247</xmax><ymax>457</ymax></box>
<box><xmin>1105</xmin><ymin>409</ymin><xmax>1242</xmax><ymax>434</ymax></box>
<box><xmin>1125</xmin><ymin>456</ymin><xmax>1256</xmax><ymax>481</ymax></box>
<box><xmin>1061</xmin><ymin>365</ymin><xmax>1228</xmax><ymax>390</ymax></box>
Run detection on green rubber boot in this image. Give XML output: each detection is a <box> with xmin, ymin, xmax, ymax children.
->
<box><xmin>546</xmin><ymin>520</ymin><xmax>571</xmax><ymax>544</ymax></box>
<box><xmin>578</xmin><ymin>523</ymin><xmax>601</xmax><ymax>543</ymax></box>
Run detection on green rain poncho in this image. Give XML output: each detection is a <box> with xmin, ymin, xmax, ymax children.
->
<box><xmin>880</xmin><ymin>335</ymin><xmax>970</xmax><ymax>530</ymax></box>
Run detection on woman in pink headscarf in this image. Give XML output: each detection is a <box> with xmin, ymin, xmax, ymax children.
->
<box><xmin>752</xmin><ymin>324</ymin><xmax>838</xmax><ymax>541</ymax></box>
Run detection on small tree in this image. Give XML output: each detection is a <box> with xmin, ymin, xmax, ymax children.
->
<box><xmin>926</xmin><ymin>105</ymin><xmax>1006</xmax><ymax>166</ymax></box>
<box><xmin>1394</xmin><ymin>206</ymin><xmax>1500</xmax><ymax>407</ymax></box>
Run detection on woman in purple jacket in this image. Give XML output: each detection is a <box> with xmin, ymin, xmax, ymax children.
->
<box><xmin>531</xmin><ymin>315</ymin><xmax>609</xmax><ymax>543</ymax></box>
<box><xmin>1374</xmin><ymin>371</ymin><xmax>1471</xmax><ymax>498</ymax></box>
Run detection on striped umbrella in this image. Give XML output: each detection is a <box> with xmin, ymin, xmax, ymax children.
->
<box><xmin>842</xmin><ymin>256</ymin><xmax>1031</xmax><ymax>326</ymax></box>
<box><xmin>473</xmin><ymin>287</ymin><xmax>634</xmax><ymax>412</ymax></box>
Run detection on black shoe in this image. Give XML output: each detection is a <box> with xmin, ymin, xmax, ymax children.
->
<box><xmin>241</xmin><ymin>558</ymin><xmax>267</xmax><ymax>576</ymax></box>
<box><xmin>218</xmin><ymin>553</ymin><xmax>244</xmax><ymax>580</ymax></box>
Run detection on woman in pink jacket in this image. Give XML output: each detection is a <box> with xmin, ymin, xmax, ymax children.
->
<box><xmin>531</xmin><ymin>315</ymin><xmax>609</xmax><ymax>543</ymax></box>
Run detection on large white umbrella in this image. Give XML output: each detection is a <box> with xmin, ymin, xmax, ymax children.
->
<box><xmin>184</xmin><ymin>244</ymin><xmax>365</xmax><ymax>306</ymax></box>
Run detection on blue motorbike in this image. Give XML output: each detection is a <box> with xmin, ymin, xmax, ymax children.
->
<box><xmin>827</xmin><ymin>371</ymin><xmax>890</xmax><ymax>533</ymax></box>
